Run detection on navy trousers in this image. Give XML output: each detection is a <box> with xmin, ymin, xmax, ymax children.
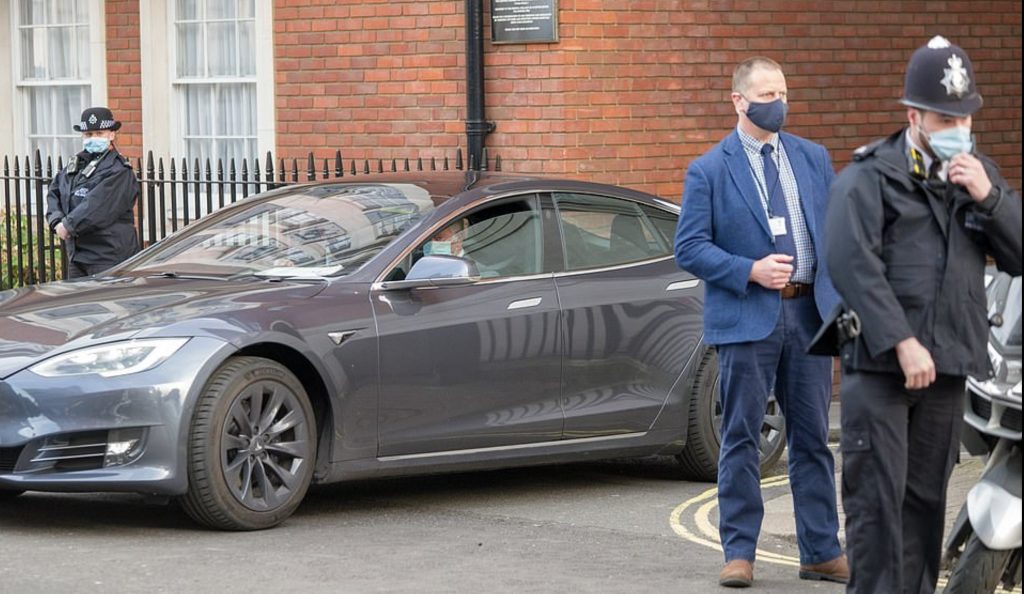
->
<box><xmin>716</xmin><ymin>294</ymin><xmax>841</xmax><ymax>565</ymax></box>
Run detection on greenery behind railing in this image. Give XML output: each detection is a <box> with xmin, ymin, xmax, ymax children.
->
<box><xmin>0</xmin><ymin>212</ymin><xmax>64</xmax><ymax>289</ymax></box>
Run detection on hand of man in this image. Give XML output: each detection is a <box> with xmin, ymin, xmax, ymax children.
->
<box><xmin>749</xmin><ymin>254</ymin><xmax>794</xmax><ymax>290</ymax></box>
<box><xmin>948</xmin><ymin>153</ymin><xmax>993</xmax><ymax>202</ymax></box>
<box><xmin>55</xmin><ymin>222</ymin><xmax>71</xmax><ymax>241</ymax></box>
<box><xmin>895</xmin><ymin>337</ymin><xmax>936</xmax><ymax>390</ymax></box>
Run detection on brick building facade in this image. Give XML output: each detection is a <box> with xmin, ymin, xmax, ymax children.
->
<box><xmin>4</xmin><ymin>1</ymin><xmax>1021</xmax><ymax>200</ymax></box>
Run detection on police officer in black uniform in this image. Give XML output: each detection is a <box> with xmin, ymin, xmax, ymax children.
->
<box><xmin>45</xmin><ymin>107</ymin><xmax>139</xmax><ymax>279</ymax></box>
<box><xmin>823</xmin><ymin>37</ymin><xmax>1022</xmax><ymax>594</ymax></box>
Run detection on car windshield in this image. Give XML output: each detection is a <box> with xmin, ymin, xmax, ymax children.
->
<box><xmin>121</xmin><ymin>183</ymin><xmax>437</xmax><ymax>277</ymax></box>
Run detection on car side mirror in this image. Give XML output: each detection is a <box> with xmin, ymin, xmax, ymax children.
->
<box><xmin>380</xmin><ymin>255</ymin><xmax>480</xmax><ymax>290</ymax></box>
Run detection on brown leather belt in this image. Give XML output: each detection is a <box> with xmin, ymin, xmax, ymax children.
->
<box><xmin>780</xmin><ymin>282</ymin><xmax>813</xmax><ymax>299</ymax></box>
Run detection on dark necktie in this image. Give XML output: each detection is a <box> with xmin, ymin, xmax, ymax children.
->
<box><xmin>760</xmin><ymin>143</ymin><xmax>797</xmax><ymax>263</ymax></box>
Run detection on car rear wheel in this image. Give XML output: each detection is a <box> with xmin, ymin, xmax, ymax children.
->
<box><xmin>178</xmin><ymin>356</ymin><xmax>316</xmax><ymax>531</ymax></box>
<box><xmin>674</xmin><ymin>349</ymin><xmax>787</xmax><ymax>481</ymax></box>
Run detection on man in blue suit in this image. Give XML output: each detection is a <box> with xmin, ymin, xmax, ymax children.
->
<box><xmin>674</xmin><ymin>57</ymin><xmax>847</xmax><ymax>588</ymax></box>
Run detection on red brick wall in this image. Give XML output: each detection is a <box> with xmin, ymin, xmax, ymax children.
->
<box><xmin>272</xmin><ymin>1</ymin><xmax>466</xmax><ymax>161</ymax></box>
<box><xmin>672</xmin><ymin>0</ymin><xmax>1023</xmax><ymax>198</ymax></box>
<box><xmin>95</xmin><ymin>2</ymin><xmax>1020</xmax><ymax>197</ymax></box>
<box><xmin>104</xmin><ymin>0</ymin><xmax>143</xmax><ymax>160</ymax></box>
<box><xmin>270</xmin><ymin>0</ymin><xmax>1021</xmax><ymax>199</ymax></box>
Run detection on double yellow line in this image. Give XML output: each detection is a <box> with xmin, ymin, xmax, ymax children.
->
<box><xmin>669</xmin><ymin>474</ymin><xmax>798</xmax><ymax>567</ymax></box>
<box><xmin>669</xmin><ymin>474</ymin><xmax>1023</xmax><ymax>593</ymax></box>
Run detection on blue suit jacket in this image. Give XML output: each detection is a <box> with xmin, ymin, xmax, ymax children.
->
<box><xmin>674</xmin><ymin>130</ymin><xmax>841</xmax><ymax>345</ymax></box>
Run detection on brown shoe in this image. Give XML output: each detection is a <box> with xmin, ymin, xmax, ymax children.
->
<box><xmin>799</xmin><ymin>554</ymin><xmax>849</xmax><ymax>583</ymax></box>
<box><xmin>719</xmin><ymin>559</ymin><xmax>754</xmax><ymax>588</ymax></box>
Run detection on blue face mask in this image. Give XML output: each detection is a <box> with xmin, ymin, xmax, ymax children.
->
<box><xmin>423</xmin><ymin>241</ymin><xmax>452</xmax><ymax>256</ymax></box>
<box><xmin>743</xmin><ymin>97</ymin><xmax>788</xmax><ymax>133</ymax></box>
<box><xmin>83</xmin><ymin>137</ymin><xmax>111</xmax><ymax>154</ymax></box>
<box><xmin>923</xmin><ymin>125</ymin><xmax>973</xmax><ymax>162</ymax></box>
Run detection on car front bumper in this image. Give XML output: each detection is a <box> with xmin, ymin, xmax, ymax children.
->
<box><xmin>0</xmin><ymin>336</ymin><xmax>234</xmax><ymax>495</ymax></box>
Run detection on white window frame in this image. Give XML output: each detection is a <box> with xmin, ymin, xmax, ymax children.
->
<box><xmin>0</xmin><ymin>0</ymin><xmax>107</xmax><ymax>159</ymax></box>
<box><xmin>140</xmin><ymin>0</ymin><xmax>275</xmax><ymax>164</ymax></box>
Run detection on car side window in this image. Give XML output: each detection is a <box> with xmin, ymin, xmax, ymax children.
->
<box><xmin>554</xmin><ymin>193</ymin><xmax>670</xmax><ymax>271</ymax></box>
<box><xmin>638</xmin><ymin>203</ymin><xmax>679</xmax><ymax>248</ymax></box>
<box><xmin>388</xmin><ymin>197</ymin><xmax>544</xmax><ymax>281</ymax></box>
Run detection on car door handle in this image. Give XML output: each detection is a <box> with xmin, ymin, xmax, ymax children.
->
<box><xmin>507</xmin><ymin>297</ymin><xmax>543</xmax><ymax>310</ymax></box>
<box><xmin>666</xmin><ymin>279</ymin><xmax>701</xmax><ymax>291</ymax></box>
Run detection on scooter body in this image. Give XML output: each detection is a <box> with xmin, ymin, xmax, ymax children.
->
<box><xmin>944</xmin><ymin>272</ymin><xmax>1022</xmax><ymax>593</ymax></box>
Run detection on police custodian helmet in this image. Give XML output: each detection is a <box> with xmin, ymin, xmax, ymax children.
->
<box><xmin>900</xmin><ymin>36</ymin><xmax>983</xmax><ymax>117</ymax></box>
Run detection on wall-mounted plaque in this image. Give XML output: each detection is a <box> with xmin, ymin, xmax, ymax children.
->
<box><xmin>491</xmin><ymin>0</ymin><xmax>558</xmax><ymax>44</ymax></box>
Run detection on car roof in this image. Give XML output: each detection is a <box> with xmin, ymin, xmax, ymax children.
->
<box><xmin>279</xmin><ymin>171</ymin><xmax>672</xmax><ymax>209</ymax></box>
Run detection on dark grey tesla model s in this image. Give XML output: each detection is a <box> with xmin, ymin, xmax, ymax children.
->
<box><xmin>0</xmin><ymin>172</ymin><xmax>784</xmax><ymax>530</ymax></box>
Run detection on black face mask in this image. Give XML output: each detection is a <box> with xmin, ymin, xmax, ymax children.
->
<box><xmin>744</xmin><ymin>97</ymin><xmax>788</xmax><ymax>133</ymax></box>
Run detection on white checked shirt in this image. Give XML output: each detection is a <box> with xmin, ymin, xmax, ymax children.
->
<box><xmin>737</xmin><ymin>127</ymin><xmax>816</xmax><ymax>283</ymax></box>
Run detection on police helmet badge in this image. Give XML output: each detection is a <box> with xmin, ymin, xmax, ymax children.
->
<box><xmin>940</xmin><ymin>54</ymin><xmax>970</xmax><ymax>98</ymax></box>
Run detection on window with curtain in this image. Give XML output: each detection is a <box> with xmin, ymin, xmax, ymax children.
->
<box><xmin>174</xmin><ymin>0</ymin><xmax>257</xmax><ymax>169</ymax></box>
<box><xmin>16</xmin><ymin>0</ymin><xmax>92</xmax><ymax>159</ymax></box>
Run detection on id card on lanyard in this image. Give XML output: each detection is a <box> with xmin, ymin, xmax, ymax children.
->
<box><xmin>749</xmin><ymin>141</ymin><xmax>789</xmax><ymax>238</ymax></box>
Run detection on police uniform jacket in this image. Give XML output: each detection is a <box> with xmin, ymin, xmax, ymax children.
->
<box><xmin>45</xmin><ymin>148</ymin><xmax>139</xmax><ymax>268</ymax></box>
<box><xmin>825</xmin><ymin>128</ymin><xmax>1022</xmax><ymax>378</ymax></box>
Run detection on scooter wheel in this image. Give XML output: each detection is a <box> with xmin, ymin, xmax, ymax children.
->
<box><xmin>945</xmin><ymin>532</ymin><xmax>1014</xmax><ymax>594</ymax></box>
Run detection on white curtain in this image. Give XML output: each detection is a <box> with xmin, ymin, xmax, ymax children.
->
<box><xmin>176</xmin><ymin>0</ymin><xmax>258</xmax><ymax>169</ymax></box>
<box><xmin>18</xmin><ymin>0</ymin><xmax>91</xmax><ymax>159</ymax></box>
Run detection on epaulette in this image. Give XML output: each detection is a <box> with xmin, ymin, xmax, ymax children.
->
<box><xmin>909</xmin><ymin>147</ymin><xmax>928</xmax><ymax>180</ymax></box>
<box><xmin>851</xmin><ymin>138</ymin><xmax>885</xmax><ymax>162</ymax></box>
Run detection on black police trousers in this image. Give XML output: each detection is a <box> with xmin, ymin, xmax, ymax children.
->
<box><xmin>67</xmin><ymin>261</ymin><xmax>113</xmax><ymax>279</ymax></box>
<box><xmin>839</xmin><ymin>371</ymin><xmax>964</xmax><ymax>594</ymax></box>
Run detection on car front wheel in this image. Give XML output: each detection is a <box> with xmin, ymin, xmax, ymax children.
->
<box><xmin>179</xmin><ymin>356</ymin><xmax>316</xmax><ymax>530</ymax></box>
<box><xmin>674</xmin><ymin>349</ymin><xmax>787</xmax><ymax>481</ymax></box>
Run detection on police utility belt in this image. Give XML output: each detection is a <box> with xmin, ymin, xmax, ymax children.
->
<box><xmin>807</xmin><ymin>304</ymin><xmax>862</xmax><ymax>356</ymax></box>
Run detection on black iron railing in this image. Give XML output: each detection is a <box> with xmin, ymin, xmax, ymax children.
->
<box><xmin>1</xmin><ymin>148</ymin><xmax>500</xmax><ymax>289</ymax></box>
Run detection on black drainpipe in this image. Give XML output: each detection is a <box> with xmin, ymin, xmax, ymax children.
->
<box><xmin>465</xmin><ymin>0</ymin><xmax>494</xmax><ymax>171</ymax></box>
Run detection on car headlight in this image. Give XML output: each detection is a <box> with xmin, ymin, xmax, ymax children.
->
<box><xmin>29</xmin><ymin>338</ymin><xmax>190</xmax><ymax>378</ymax></box>
<box><xmin>1012</xmin><ymin>381</ymin><xmax>1022</xmax><ymax>398</ymax></box>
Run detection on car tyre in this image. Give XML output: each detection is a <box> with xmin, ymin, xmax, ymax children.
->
<box><xmin>673</xmin><ymin>349</ymin><xmax>787</xmax><ymax>481</ymax></box>
<box><xmin>179</xmin><ymin>356</ymin><xmax>316</xmax><ymax>531</ymax></box>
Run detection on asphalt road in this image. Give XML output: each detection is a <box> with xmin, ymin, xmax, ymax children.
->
<box><xmin>1</xmin><ymin>456</ymin><xmax>859</xmax><ymax>594</ymax></box>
